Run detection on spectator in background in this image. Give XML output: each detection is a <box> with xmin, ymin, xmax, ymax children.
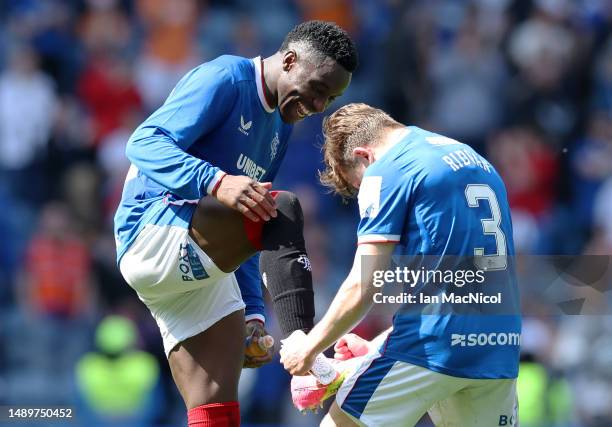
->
<box><xmin>19</xmin><ymin>201</ymin><xmax>95</xmax><ymax>319</ymax></box>
<box><xmin>134</xmin><ymin>0</ymin><xmax>200</xmax><ymax>111</ymax></box>
<box><xmin>570</xmin><ymin>111</ymin><xmax>612</xmax><ymax>228</ymax></box>
<box><xmin>0</xmin><ymin>43</ymin><xmax>57</xmax><ymax>205</ymax></box>
<box><xmin>518</xmin><ymin>355</ymin><xmax>573</xmax><ymax>427</ymax></box>
<box><xmin>568</xmin><ymin>34</ymin><xmax>612</xmax><ymax>251</ymax></box>
<box><xmin>294</xmin><ymin>0</ymin><xmax>356</xmax><ymax>35</ymax></box>
<box><xmin>382</xmin><ymin>3</ymin><xmax>434</xmax><ymax>124</ymax></box>
<box><xmin>77</xmin><ymin>51</ymin><xmax>141</xmax><ymax>146</ymax></box>
<box><xmin>46</xmin><ymin>95</ymin><xmax>96</xmax><ymax>199</ymax></box>
<box><xmin>506</xmin><ymin>0</ymin><xmax>579</xmax><ymax>143</ymax></box>
<box><xmin>428</xmin><ymin>5</ymin><xmax>509</xmax><ymax>149</ymax></box>
<box><xmin>11</xmin><ymin>202</ymin><xmax>94</xmax><ymax>403</ymax></box>
<box><xmin>591</xmin><ymin>35</ymin><xmax>612</xmax><ymax>114</ymax></box>
<box><xmin>552</xmin><ymin>315</ymin><xmax>612</xmax><ymax>425</ymax></box>
<box><xmin>1</xmin><ymin>0</ymin><xmax>82</xmax><ymax>94</ymax></box>
<box><xmin>229</xmin><ymin>15</ymin><xmax>263</xmax><ymax>59</ymax></box>
<box><xmin>76</xmin><ymin>315</ymin><xmax>160</xmax><ymax>427</ymax></box>
<box><xmin>79</xmin><ymin>0</ymin><xmax>131</xmax><ymax>55</ymax></box>
<box><xmin>487</xmin><ymin>126</ymin><xmax>560</xmax><ymax>254</ymax></box>
<box><xmin>78</xmin><ymin>0</ymin><xmax>140</xmax><ymax>145</ymax></box>
<box><xmin>488</xmin><ymin>126</ymin><xmax>559</xmax><ymax>218</ymax></box>
<box><xmin>589</xmin><ymin>176</ymin><xmax>612</xmax><ymax>254</ymax></box>
<box><xmin>62</xmin><ymin>163</ymin><xmax>102</xmax><ymax>235</ymax></box>
<box><xmin>26</xmin><ymin>0</ymin><xmax>82</xmax><ymax>94</ymax></box>
<box><xmin>572</xmin><ymin>34</ymin><xmax>612</xmax><ymax>232</ymax></box>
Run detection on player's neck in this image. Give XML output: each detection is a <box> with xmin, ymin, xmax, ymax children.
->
<box><xmin>372</xmin><ymin>126</ymin><xmax>410</xmax><ymax>161</ymax></box>
<box><xmin>261</xmin><ymin>54</ymin><xmax>281</xmax><ymax>108</ymax></box>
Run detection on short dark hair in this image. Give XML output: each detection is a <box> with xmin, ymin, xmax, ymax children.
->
<box><xmin>280</xmin><ymin>20</ymin><xmax>358</xmax><ymax>73</ymax></box>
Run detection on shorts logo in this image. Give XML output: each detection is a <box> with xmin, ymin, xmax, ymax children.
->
<box><xmin>499</xmin><ymin>400</ymin><xmax>518</xmax><ymax>426</ymax></box>
<box><xmin>498</xmin><ymin>414</ymin><xmax>516</xmax><ymax>426</ymax></box>
<box><xmin>179</xmin><ymin>242</ymin><xmax>209</xmax><ymax>281</ymax></box>
<box><xmin>451</xmin><ymin>333</ymin><xmax>521</xmax><ymax>347</ymax></box>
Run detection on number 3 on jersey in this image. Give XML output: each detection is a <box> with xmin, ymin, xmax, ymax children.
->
<box><xmin>465</xmin><ymin>184</ymin><xmax>507</xmax><ymax>271</ymax></box>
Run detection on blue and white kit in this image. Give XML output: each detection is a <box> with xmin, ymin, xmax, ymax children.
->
<box><xmin>114</xmin><ymin>55</ymin><xmax>291</xmax><ymax>354</ymax></box>
<box><xmin>337</xmin><ymin>127</ymin><xmax>521</xmax><ymax>426</ymax></box>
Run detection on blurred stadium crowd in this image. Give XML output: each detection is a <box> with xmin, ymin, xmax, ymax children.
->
<box><xmin>0</xmin><ymin>0</ymin><xmax>610</xmax><ymax>426</ymax></box>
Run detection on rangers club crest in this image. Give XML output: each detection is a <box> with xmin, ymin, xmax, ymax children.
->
<box><xmin>270</xmin><ymin>132</ymin><xmax>280</xmax><ymax>161</ymax></box>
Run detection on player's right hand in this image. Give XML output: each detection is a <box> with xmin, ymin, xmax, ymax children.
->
<box><xmin>213</xmin><ymin>174</ymin><xmax>277</xmax><ymax>222</ymax></box>
<box><xmin>333</xmin><ymin>333</ymin><xmax>372</xmax><ymax>361</ymax></box>
<box><xmin>244</xmin><ymin>320</ymin><xmax>274</xmax><ymax>368</ymax></box>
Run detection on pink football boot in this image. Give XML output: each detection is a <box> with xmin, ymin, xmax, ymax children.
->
<box><xmin>290</xmin><ymin>357</ymin><xmax>359</xmax><ymax>412</ymax></box>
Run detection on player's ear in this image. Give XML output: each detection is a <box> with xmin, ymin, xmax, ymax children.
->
<box><xmin>282</xmin><ymin>50</ymin><xmax>297</xmax><ymax>72</ymax></box>
<box><xmin>353</xmin><ymin>147</ymin><xmax>374</xmax><ymax>164</ymax></box>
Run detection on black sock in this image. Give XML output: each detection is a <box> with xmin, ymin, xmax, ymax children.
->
<box><xmin>259</xmin><ymin>192</ymin><xmax>314</xmax><ymax>336</ymax></box>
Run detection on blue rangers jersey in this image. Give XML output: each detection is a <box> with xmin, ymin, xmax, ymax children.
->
<box><xmin>114</xmin><ymin>55</ymin><xmax>292</xmax><ymax>322</ymax></box>
<box><xmin>358</xmin><ymin>127</ymin><xmax>521</xmax><ymax>379</ymax></box>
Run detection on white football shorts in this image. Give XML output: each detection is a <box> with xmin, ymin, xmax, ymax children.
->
<box><xmin>119</xmin><ymin>224</ymin><xmax>245</xmax><ymax>356</ymax></box>
<box><xmin>336</xmin><ymin>350</ymin><xmax>518</xmax><ymax>427</ymax></box>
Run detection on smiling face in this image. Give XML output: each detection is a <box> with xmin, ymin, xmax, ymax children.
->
<box><xmin>276</xmin><ymin>51</ymin><xmax>351</xmax><ymax>124</ymax></box>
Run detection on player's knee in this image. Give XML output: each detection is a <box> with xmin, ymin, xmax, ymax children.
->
<box><xmin>273</xmin><ymin>191</ymin><xmax>304</xmax><ymax>226</ymax></box>
<box><xmin>262</xmin><ymin>191</ymin><xmax>305</xmax><ymax>250</ymax></box>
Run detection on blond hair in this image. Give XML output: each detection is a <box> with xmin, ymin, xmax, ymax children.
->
<box><xmin>320</xmin><ymin>103</ymin><xmax>402</xmax><ymax>198</ymax></box>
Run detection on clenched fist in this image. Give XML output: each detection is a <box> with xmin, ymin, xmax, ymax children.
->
<box><xmin>333</xmin><ymin>333</ymin><xmax>372</xmax><ymax>361</ymax></box>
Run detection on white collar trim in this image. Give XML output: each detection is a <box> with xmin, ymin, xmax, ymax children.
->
<box><xmin>253</xmin><ymin>56</ymin><xmax>275</xmax><ymax>113</ymax></box>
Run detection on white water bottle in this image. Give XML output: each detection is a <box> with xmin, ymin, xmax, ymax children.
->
<box><xmin>283</xmin><ymin>330</ymin><xmax>338</xmax><ymax>385</ymax></box>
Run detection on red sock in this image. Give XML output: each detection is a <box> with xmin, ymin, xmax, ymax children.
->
<box><xmin>242</xmin><ymin>190</ymin><xmax>283</xmax><ymax>250</ymax></box>
<box><xmin>188</xmin><ymin>401</ymin><xmax>240</xmax><ymax>426</ymax></box>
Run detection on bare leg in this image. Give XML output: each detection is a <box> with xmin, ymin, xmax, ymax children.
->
<box><xmin>168</xmin><ymin>310</ymin><xmax>245</xmax><ymax>409</ymax></box>
<box><xmin>189</xmin><ymin>196</ymin><xmax>257</xmax><ymax>273</ymax></box>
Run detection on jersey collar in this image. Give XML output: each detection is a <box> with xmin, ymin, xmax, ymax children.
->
<box><xmin>253</xmin><ymin>56</ymin><xmax>275</xmax><ymax>114</ymax></box>
<box><xmin>375</xmin><ymin>127</ymin><xmax>412</xmax><ymax>162</ymax></box>
<box><xmin>364</xmin><ymin>127</ymin><xmax>413</xmax><ymax>171</ymax></box>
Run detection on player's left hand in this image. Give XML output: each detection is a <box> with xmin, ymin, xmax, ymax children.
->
<box><xmin>244</xmin><ymin>320</ymin><xmax>274</xmax><ymax>368</ymax></box>
<box><xmin>279</xmin><ymin>340</ymin><xmax>316</xmax><ymax>376</ymax></box>
<box><xmin>334</xmin><ymin>333</ymin><xmax>371</xmax><ymax>360</ymax></box>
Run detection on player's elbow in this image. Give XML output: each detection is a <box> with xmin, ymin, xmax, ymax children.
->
<box><xmin>125</xmin><ymin>137</ymin><xmax>136</xmax><ymax>161</ymax></box>
<box><xmin>125</xmin><ymin>136</ymin><xmax>145</xmax><ymax>165</ymax></box>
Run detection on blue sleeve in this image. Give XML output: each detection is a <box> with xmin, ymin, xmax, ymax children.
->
<box><xmin>125</xmin><ymin>65</ymin><xmax>236</xmax><ymax>200</ymax></box>
<box><xmin>356</xmin><ymin>170</ymin><xmax>411</xmax><ymax>244</ymax></box>
<box><xmin>234</xmin><ymin>254</ymin><xmax>266</xmax><ymax>323</ymax></box>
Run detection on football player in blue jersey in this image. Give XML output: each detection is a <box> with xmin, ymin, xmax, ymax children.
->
<box><xmin>281</xmin><ymin>103</ymin><xmax>521</xmax><ymax>427</ymax></box>
<box><xmin>114</xmin><ymin>21</ymin><xmax>357</xmax><ymax>426</ymax></box>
